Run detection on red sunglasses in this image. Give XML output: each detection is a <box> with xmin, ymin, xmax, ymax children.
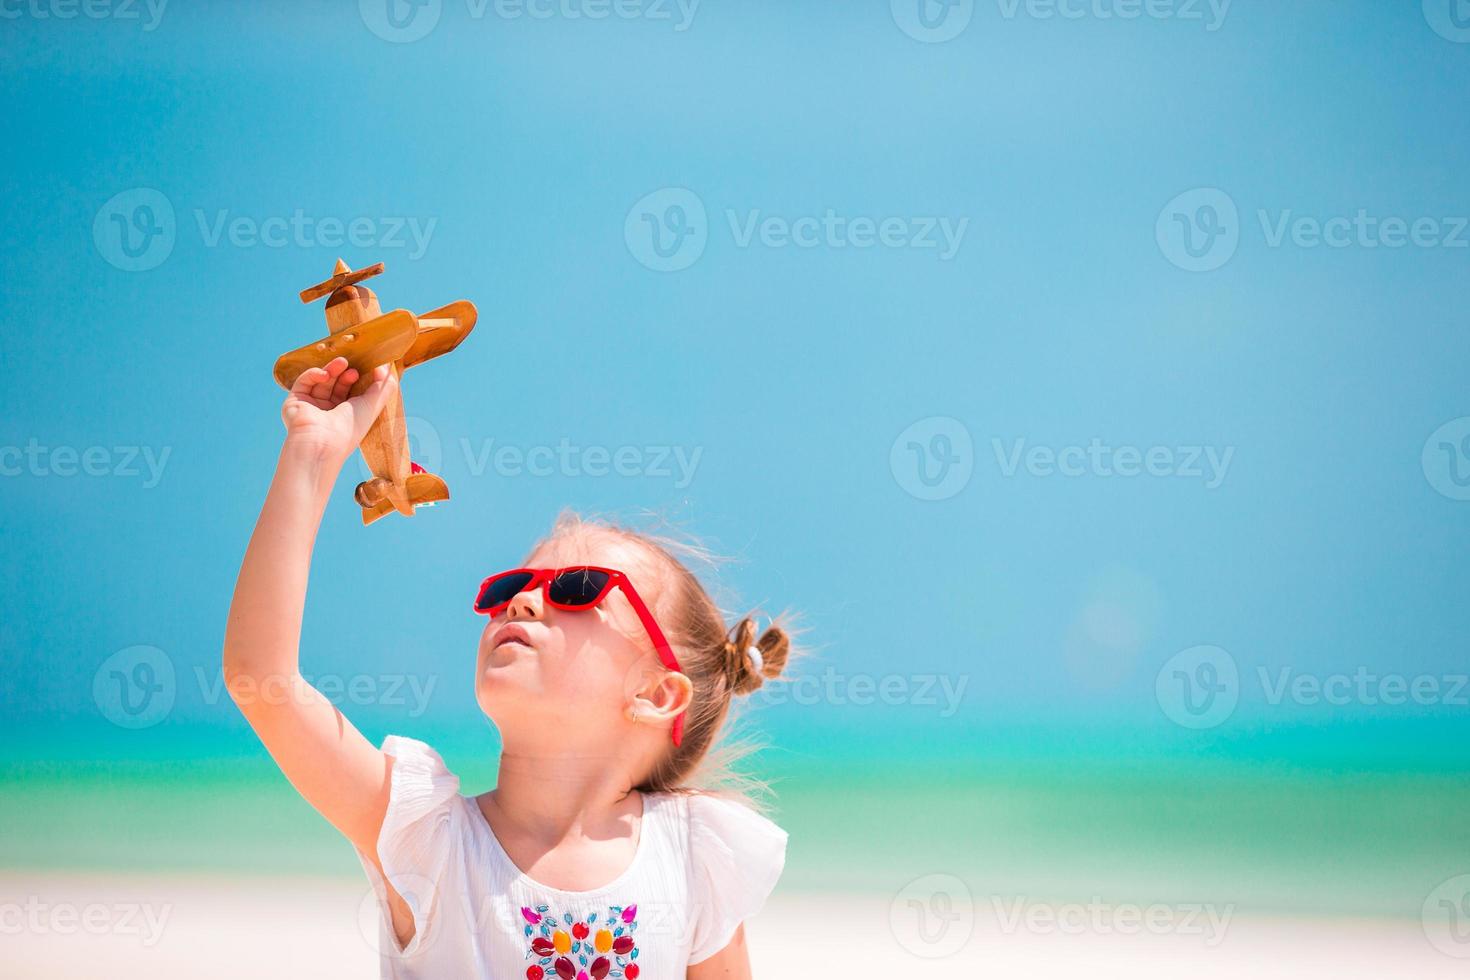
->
<box><xmin>473</xmin><ymin>566</ymin><xmax>686</xmax><ymax>746</ymax></box>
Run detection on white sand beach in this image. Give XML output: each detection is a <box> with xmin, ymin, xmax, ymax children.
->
<box><xmin>1</xmin><ymin>872</ymin><xmax>1461</xmax><ymax>979</ymax></box>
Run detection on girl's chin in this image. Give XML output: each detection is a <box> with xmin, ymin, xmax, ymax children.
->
<box><xmin>475</xmin><ymin>670</ymin><xmax>543</xmax><ymax>710</ymax></box>
<box><xmin>481</xmin><ymin>648</ymin><xmax>533</xmax><ymax>671</ymax></box>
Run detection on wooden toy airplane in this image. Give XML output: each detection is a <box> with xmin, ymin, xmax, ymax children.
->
<box><xmin>273</xmin><ymin>259</ymin><xmax>476</xmax><ymax>525</ymax></box>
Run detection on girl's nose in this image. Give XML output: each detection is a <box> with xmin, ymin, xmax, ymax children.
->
<box><xmin>504</xmin><ymin>588</ymin><xmax>544</xmax><ymax>622</ymax></box>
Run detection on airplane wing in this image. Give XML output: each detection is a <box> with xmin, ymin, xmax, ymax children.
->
<box><xmin>401</xmin><ymin>300</ymin><xmax>478</xmax><ymax>370</ymax></box>
<box><xmin>273</xmin><ymin>308</ymin><xmax>418</xmax><ymax>391</ymax></box>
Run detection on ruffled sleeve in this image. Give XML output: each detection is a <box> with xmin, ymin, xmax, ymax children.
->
<box><xmin>686</xmin><ymin>793</ymin><xmax>789</xmax><ymax>964</ymax></box>
<box><xmin>355</xmin><ymin>735</ymin><xmax>464</xmax><ymax>954</ymax></box>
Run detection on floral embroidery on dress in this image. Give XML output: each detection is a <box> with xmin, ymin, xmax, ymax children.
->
<box><xmin>520</xmin><ymin>903</ymin><xmax>641</xmax><ymax>980</ymax></box>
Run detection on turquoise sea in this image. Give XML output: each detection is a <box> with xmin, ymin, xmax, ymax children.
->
<box><xmin>6</xmin><ymin>716</ymin><xmax>1465</xmax><ymax>920</ymax></box>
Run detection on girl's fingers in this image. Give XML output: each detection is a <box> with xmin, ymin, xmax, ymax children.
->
<box><xmin>289</xmin><ymin>366</ymin><xmax>329</xmax><ymax>397</ymax></box>
<box><xmin>348</xmin><ymin>368</ymin><xmax>398</xmax><ymax>434</ymax></box>
<box><xmin>311</xmin><ymin>359</ymin><xmax>346</xmax><ymax>401</ymax></box>
<box><xmin>289</xmin><ymin>361</ymin><xmax>387</xmax><ymax>421</ymax></box>
<box><xmin>293</xmin><ymin>358</ymin><xmax>350</xmax><ymax>402</ymax></box>
<box><xmin>331</xmin><ymin>366</ymin><xmax>360</xmax><ymax>403</ymax></box>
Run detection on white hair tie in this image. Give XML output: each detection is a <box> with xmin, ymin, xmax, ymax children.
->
<box><xmin>746</xmin><ymin>645</ymin><xmax>764</xmax><ymax>674</ymax></box>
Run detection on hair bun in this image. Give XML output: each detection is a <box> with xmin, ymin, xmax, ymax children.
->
<box><xmin>726</xmin><ymin>616</ymin><xmax>790</xmax><ymax>695</ymax></box>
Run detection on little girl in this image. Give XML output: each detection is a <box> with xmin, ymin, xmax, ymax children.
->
<box><xmin>223</xmin><ymin>359</ymin><xmax>790</xmax><ymax>978</ymax></box>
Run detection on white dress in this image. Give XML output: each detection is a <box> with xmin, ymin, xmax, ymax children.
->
<box><xmin>355</xmin><ymin>736</ymin><xmax>788</xmax><ymax>979</ymax></box>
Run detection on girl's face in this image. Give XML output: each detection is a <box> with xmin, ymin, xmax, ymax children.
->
<box><xmin>474</xmin><ymin>531</ymin><xmax>681</xmax><ymax>749</ymax></box>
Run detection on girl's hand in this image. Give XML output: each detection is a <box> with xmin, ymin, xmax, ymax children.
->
<box><xmin>280</xmin><ymin>357</ymin><xmax>398</xmax><ymax>463</ymax></box>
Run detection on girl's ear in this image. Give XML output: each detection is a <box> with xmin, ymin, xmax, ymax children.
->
<box><xmin>627</xmin><ymin>670</ymin><xmax>694</xmax><ymax>728</ymax></box>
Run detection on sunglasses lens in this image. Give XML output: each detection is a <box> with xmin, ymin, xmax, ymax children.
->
<box><xmin>477</xmin><ymin>571</ymin><xmax>536</xmax><ymax>612</ymax></box>
<box><xmin>548</xmin><ymin>568</ymin><xmax>611</xmax><ymax>607</ymax></box>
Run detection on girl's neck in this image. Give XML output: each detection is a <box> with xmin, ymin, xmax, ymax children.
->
<box><xmin>485</xmin><ymin>745</ymin><xmax>643</xmax><ymax>845</ymax></box>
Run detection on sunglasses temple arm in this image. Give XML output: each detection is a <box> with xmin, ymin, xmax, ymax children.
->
<box><xmin>617</xmin><ymin>583</ymin><xmax>682</xmax><ymax>674</ymax></box>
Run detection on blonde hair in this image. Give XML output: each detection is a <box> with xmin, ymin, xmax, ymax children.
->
<box><xmin>537</xmin><ymin>510</ymin><xmax>792</xmax><ymax>800</ymax></box>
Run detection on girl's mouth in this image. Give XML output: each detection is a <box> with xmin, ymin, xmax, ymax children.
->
<box><xmin>493</xmin><ymin>624</ymin><xmax>534</xmax><ymax>650</ymax></box>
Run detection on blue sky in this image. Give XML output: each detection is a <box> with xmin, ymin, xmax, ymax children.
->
<box><xmin>3</xmin><ymin>1</ymin><xmax>1469</xmax><ymax>765</ymax></box>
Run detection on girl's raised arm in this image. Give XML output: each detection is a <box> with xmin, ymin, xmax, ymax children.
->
<box><xmin>222</xmin><ymin>357</ymin><xmax>400</xmax><ymax>857</ymax></box>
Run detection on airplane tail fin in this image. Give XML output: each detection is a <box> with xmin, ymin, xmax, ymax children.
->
<box><xmin>360</xmin><ymin>471</ymin><xmax>450</xmax><ymax>525</ymax></box>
